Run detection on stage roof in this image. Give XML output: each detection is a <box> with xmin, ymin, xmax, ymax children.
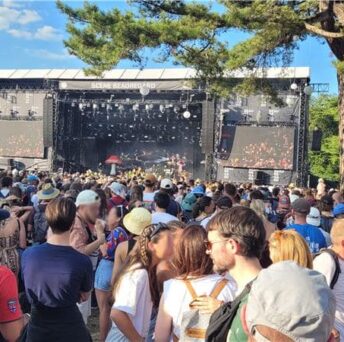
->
<box><xmin>0</xmin><ymin>67</ymin><xmax>310</xmax><ymax>80</ymax></box>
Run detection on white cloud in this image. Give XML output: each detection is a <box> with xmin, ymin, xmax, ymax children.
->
<box><xmin>7</xmin><ymin>28</ymin><xmax>32</xmax><ymax>38</ymax></box>
<box><xmin>0</xmin><ymin>6</ymin><xmax>19</xmax><ymax>29</ymax></box>
<box><xmin>17</xmin><ymin>9</ymin><xmax>41</xmax><ymax>25</ymax></box>
<box><xmin>34</xmin><ymin>25</ymin><xmax>63</xmax><ymax>41</ymax></box>
<box><xmin>26</xmin><ymin>48</ymin><xmax>75</xmax><ymax>61</ymax></box>
<box><xmin>0</xmin><ymin>4</ymin><xmax>40</xmax><ymax>30</ymax></box>
<box><xmin>7</xmin><ymin>25</ymin><xmax>63</xmax><ymax>41</ymax></box>
<box><xmin>2</xmin><ymin>0</ymin><xmax>22</xmax><ymax>9</ymax></box>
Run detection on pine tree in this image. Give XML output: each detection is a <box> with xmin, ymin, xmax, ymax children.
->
<box><xmin>57</xmin><ymin>0</ymin><xmax>344</xmax><ymax>185</ymax></box>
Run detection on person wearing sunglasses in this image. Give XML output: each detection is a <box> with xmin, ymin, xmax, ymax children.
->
<box><xmin>205</xmin><ymin>206</ymin><xmax>266</xmax><ymax>342</ymax></box>
<box><xmin>106</xmin><ymin>223</ymin><xmax>173</xmax><ymax>342</ymax></box>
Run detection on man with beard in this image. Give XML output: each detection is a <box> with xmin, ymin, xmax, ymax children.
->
<box><xmin>70</xmin><ymin>190</ymin><xmax>106</xmax><ymax>324</ymax></box>
<box><xmin>205</xmin><ymin>206</ymin><xmax>266</xmax><ymax>342</ymax></box>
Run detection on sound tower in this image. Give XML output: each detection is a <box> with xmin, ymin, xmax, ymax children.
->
<box><xmin>201</xmin><ymin>98</ymin><xmax>215</xmax><ymax>154</ymax></box>
<box><xmin>43</xmin><ymin>96</ymin><xmax>54</xmax><ymax>147</ymax></box>
<box><xmin>311</xmin><ymin>129</ymin><xmax>322</xmax><ymax>151</ymax></box>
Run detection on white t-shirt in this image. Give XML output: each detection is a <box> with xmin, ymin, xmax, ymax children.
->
<box><xmin>143</xmin><ymin>192</ymin><xmax>155</xmax><ymax>203</ymax></box>
<box><xmin>112</xmin><ymin>267</ymin><xmax>152</xmax><ymax>338</ymax></box>
<box><xmin>162</xmin><ymin>274</ymin><xmax>237</xmax><ymax>338</ymax></box>
<box><xmin>313</xmin><ymin>251</ymin><xmax>344</xmax><ymax>339</ymax></box>
<box><xmin>152</xmin><ymin>212</ymin><xmax>178</xmax><ymax>224</ymax></box>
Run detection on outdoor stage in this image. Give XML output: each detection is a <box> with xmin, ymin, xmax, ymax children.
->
<box><xmin>0</xmin><ymin>67</ymin><xmax>310</xmax><ymax>185</ymax></box>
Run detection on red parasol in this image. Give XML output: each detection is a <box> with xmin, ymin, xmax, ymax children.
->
<box><xmin>105</xmin><ymin>155</ymin><xmax>122</xmax><ymax>165</ymax></box>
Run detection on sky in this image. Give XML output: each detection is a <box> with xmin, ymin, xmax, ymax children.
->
<box><xmin>0</xmin><ymin>0</ymin><xmax>339</xmax><ymax>94</ymax></box>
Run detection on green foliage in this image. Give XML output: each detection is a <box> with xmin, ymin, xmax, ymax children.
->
<box><xmin>309</xmin><ymin>95</ymin><xmax>340</xmax><ymax>181</ymax></box>
<box><xmin>56</xmin><ymin>0</ymin><xmax>310</xmax><ymax>91</ymax></box>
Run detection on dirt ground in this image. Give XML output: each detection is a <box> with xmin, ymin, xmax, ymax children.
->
<box><xmin>88</xmin><ymin>308</ymin><xmax>100</xmax><ymax>342</ymax></box>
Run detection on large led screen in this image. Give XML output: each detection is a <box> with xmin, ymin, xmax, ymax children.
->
<box><xmin>0</xmin><ymin>120</ymin><xmax>44</xmax><ymax>158</ymax></box>
<box><xmin>218</xmin><ymin>126</ymin><xmax>295</xmax><ymax>170</ymax></box>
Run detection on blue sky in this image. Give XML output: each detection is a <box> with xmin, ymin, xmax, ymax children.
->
<box><xmin>0</xmin><ymin>0</ymin><xmax>339</xmax><ymax>93</ymax></box>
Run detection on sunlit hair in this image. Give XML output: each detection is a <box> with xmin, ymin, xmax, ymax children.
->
<box><xmin>112</xmin><ymin>224</ymin><xmax>169</xmax><ymax>307</ymax></box>
<box><xmin>167</xmin><ymin>220</ymin><xmax>186</xmax><ymax>232</ymax></box>
<box><xmin>269</xmin><ymin>230</ymin><xmax>313</xmax><ymax>269</ymax></box>
<box><xmin>250</xmin><ymin>199</ymin><xmax>266</xmax><ymax>221</ymax></box>
<box><xmin>173</xmin><ymin>225</ymin><xmax>213</xmax><ymax>279</ymax></box>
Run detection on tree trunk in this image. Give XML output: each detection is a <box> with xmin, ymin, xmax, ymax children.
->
<box><xmin>338</xmin><ymin>73</ymin><xmax>344</xmax><ymax>189</ymax></box>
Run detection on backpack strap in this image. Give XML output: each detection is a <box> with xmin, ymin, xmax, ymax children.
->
<box><xmin>315</xmin><ymin>248</ymin><xmax>341</xmax><ymax>289</ymax></box>
<box><xmin>183</xmin><ymin>279</ymin><xmax>197</xmax><ymax>300</ymax></box>
<box><xmin>209</xmin><ymin>279</ymin><xmax>228</xmax><ymax>299</ymax></box>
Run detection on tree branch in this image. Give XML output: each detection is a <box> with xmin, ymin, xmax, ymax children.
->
<box><xmin>305</xmin><ymin>22</ymin><xmax>344</xmax><ymax>38</ymax></box>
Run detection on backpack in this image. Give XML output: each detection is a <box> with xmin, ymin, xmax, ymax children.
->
<box><xmin>178</xmin><ymin>279</ymin><xmax>228</xmax><ymax>341</ymax></box>
<box><xmin>314</xmin><ymin>248</ymin><xmax>341</xmax><ymax>289</ymax></box>
<box><xmin>205</xmin><ymin>280</ymin><xmax>254</xmax><ymax>342</ymax></box>
<box><xmin>33</xmin><ymin>206</ymin><xmax>49</xmax><ymax>244</ymax></box>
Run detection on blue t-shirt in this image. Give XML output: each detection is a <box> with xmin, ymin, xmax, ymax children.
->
<box><xmin>21</xmin><ymin>243</ymin><xmax>93</xmax><ymax>308</ymax></box>
<box><xmin>286</xmin><ymin>223</ymin><xmax>327</xmax><ymax>253</ymax></box>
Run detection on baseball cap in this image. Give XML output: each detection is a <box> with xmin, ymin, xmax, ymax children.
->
<box><xmin>277</xmin><ymin>195</ymin><xmax>290</xmax><ymax>210</ymax></box>
<box><xmin>160</xmin><ymin>179</ymin><xmax>173</xmax><ymax>190</ymax></box>
<box><xmin>109</xmin><ymin>182</ymin><xmax>126</xmax><ymax>196</ymax></box>
<box><xmin>75</xmin><ymin>190</ymin><xmax>100</xmax><ymax>207</ymax></box>
<box><xmin>289</xmin><ymin>193</ymin><xmax>300</xmax><ymax>203</ymax></box>
<box><xmin>0</xmin><ymin>209</ymin><xmax>10</xmax><ymax>221</ymax></box>
<box><xmin>192</xmin><ymin>185</ymin><xmax>205</xmax><ymax>196</ymax></box>
<box><xmin>181</xmin><ymin>193</ymin><xmax>197</xmax><ymax>211</ymax></box>
<box><xmin>27</xmin><ymin>174</ymin><xmax>39</xmax><ymax>182</ymax></box>
<box><xmin>123</xmin><ymin>207</ymin><xmax>152</xmax><ymax>236</ymax></box>
<box><xmin>333</xmin><ymin>202</ymin><xmax>344</xmax><ymax>217</ymax></box>
<box><xmin>246</xmin><ymin>261</ymin><xmax>336</xmax><ymax>342</ymax></box>
<box><xmin>291</xmin><ymin>198</ymin><xmax>311</xmax><ymax>214</ymax></box>
<box><xmin>307</xmin><ymin>206</ymin><xmax>321</xmax><ymax>226</ymax></box>
<box><xmin>144</xmin><ymin>174</ymin><xmax>157</xmax><ymax>185</ymax></box>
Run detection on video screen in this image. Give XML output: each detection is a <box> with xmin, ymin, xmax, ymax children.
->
<box><xmin>0</xmin><ymin>120</ymin><xmax>44</xmax><ymax>158</ymax></box>
<box><xmin>218</xmin><ymin>126</ymin><xmax>295</xmax><ymax>170</ymax></box>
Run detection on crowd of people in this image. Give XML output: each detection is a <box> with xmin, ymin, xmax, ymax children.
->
<box><xmin>0</xmin><ymin>169</ymin><xmax>343</xmax><ymax>342</ymax></box>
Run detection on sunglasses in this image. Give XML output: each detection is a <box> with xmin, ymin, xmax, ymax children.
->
<box><xmin>204</xmin><ymin>238</ymin><xmax>229</xmax><ymax>250</ymax></box>
<box><xmin>150</xmin><ymin>223</ymin><xmax>169</xmax><ymax>239</ymax></box>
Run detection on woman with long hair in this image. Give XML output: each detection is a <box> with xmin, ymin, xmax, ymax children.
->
<box><xmin>269</xmin><ymin>230</ymin><xmax>313</xmax><ymax>269</ymax></box>
<box><xmin>95</xmin><ymin>205</ymin><xmax>129</xmax><ymax>342</ymax></box>
<box><xmin>155</xmin><ymin>225</ymin><xmax>236</xmax><ymax>342</ymax></box>
<box><xmin>106</xmin><ymin>223</ymin><xmax>174</xmax><ymax>342</ymax></box>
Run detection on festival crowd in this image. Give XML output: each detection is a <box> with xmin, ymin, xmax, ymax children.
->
<box><xmin>0</xmin><ymin>169</ymin><xmax>343</xmax><ymax>342</ymax></box>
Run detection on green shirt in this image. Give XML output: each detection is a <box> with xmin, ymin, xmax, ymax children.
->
<box><xmin>226</xmin><ymin>292</ymin><xmax>249</xmax><ymax>342</ymax></box>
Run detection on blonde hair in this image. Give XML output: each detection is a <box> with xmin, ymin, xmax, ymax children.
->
<box><xmin>250</xmin><ymin>199</ymin><xmax>266</xmax><ymax>221</ymax></box>
<box><xmin>269</xmin><ymin>230</ymin><xmax>313</xmax><ymax>269</ymax></box>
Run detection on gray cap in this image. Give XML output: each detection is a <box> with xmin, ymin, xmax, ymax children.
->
<box><xmin>246</xmin><ymin>261</ymin><xmax>336</xmax><ymax>342</ymax></box>
<box><xmin>291</xmin><ymin>198</ymin><xmax>311</xmax><ymax>214</ymax></box>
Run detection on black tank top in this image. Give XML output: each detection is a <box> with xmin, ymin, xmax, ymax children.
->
<box><xmin>127</xmin><ymin>239</ymin><xmax>137</xmax><ymax>255</ymax></box>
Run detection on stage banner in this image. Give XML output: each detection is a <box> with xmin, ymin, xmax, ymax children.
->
<box><xmin>58</xmin><ymin>80</ymin><xmax>193</xmax><ymax>91</ymax></box>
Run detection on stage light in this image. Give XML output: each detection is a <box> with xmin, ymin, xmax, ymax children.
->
<box><xmin>140</xmin><ymin>86</ymin><xmax>150</xmax><ymax>96</ymax></box>
<box><xmin>303</xmin><ymin>85</ymin><xmax>313</xmax><ymax>96</ymax></box>
<box><xmin>79</xmin><ymin>103</ymin><xmax>84</xmax><ymax>111</ymax></box>
<box><xmin>290</xmin><ymin>82</ymin><xmax>298</xmax><ymax>91</ymax></box>
<box><xmin>133</xmin><ymin>103</ymin><xmax>139</xmax><ymax>111</ymax></box>
<box><xmin>108</xmin><ymin>133</ymin><xmax>112</xmax><ymax>137</ymax></box>
<box><xmin>183</xmin><ymin>110</ymin><xmax>191</xmax><ymax>119</ymax></box>
<box><xmin>93</xmin><ymin>103</ymin><xmax>98</xmax><ymax>110</ymax></box>
<box><xmin>159</xmin><ymin>105</ymin><xmax>165</xmax><ymax>113</ymax></box>
<box><xmin>106</xmin><ymin>104</ymin><xmax>112</xmax><ymax>111</ymax></box>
